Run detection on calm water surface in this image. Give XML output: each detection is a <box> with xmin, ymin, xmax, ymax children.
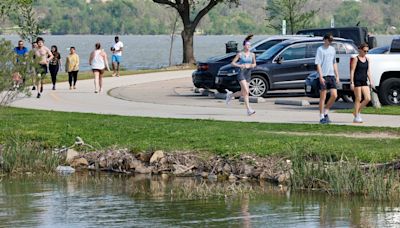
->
<box><xmin>0</xmin><ymin>173</ymin><xmax>399</xmax><ymax>227</ymax></box>
<box><xmin>1</xmin><ymin>35</ymin><xmax>396</xmax><ymax>71</ymax></box>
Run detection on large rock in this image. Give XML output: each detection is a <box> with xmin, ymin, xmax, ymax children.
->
<box><xmin>70</xmin><ymin>157</ymin><xmax>89</xmax><ymax>168</ymax></box>
<box><xmin>66</xmin><ymin>149</ymin><xmax>79</xmax><ymax>164</ymax></box>
<box><xmin>150</xmin><ymin>150</ymin><xmax>164</xmax><ymax>164</ymax></box>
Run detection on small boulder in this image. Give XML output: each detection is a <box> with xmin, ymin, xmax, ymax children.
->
<box><xmin>70</xmin><ymin>158</ymin><xmax>89</xmax><ymax>168</ymax></box>
<box><xmin>66</xmin><ymin>149</ymin><xmax>79</xmax><ymax>164</ymax></box>
<box><xmin>150</xmin><ymin>150</ymin><xmax>164</xmax><ymax>164</ymax></box>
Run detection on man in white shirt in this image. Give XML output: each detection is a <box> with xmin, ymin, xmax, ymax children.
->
<box><xmin>111</xmin><ymin>36</ymin><xmax>123</xmax><ymax>77</ymax></box>
<box><xmin>315</xmin><ymin>33</ymin><xmax>340</xmax><ymax>124</ymax></box>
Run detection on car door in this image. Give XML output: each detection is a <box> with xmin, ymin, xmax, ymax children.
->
<box><xmin>270</xmin><ymin>43</ymin><xmax>309</xmax><ymax>89</ymax></box>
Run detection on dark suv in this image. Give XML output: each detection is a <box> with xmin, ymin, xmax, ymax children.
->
<box><xmin>192</xmin><ymin>36</ymin><xmax>309</xmax><ymax>92</ymax></box>
<box><xmin>215</xmin><ymin>37</ymin><xmax>357</xmax><ymax>97</ymax></box>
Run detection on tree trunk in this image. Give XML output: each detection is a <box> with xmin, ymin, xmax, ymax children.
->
<box><xmin>181</xmin><ymin>29</ymin><xmax>195</xmax><ymax>64</ymax></box>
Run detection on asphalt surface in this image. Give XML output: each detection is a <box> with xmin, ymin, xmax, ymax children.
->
<box><xmin>10</xmin><ymin>70</ymin><xmax>400</xmax><ymax>128</ymax></box>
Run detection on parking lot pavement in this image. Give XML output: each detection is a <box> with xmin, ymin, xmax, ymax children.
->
<box><xmin>10</xmin><ymin>70</ymin><xmax>400</xmax><ymax>128</ymax></box>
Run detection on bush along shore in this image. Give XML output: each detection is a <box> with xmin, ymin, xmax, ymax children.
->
<box><xmin>1</xmin><ymin>140</ymin><xmax>399</xmax><ymax>200</ymax></box>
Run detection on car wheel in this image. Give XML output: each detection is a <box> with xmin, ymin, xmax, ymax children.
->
<box><xmin>341</xmin><ymin>94</ymin><xmax>354</xmax><ymax>103</ymax></box>
<box><xmin>249</xmin><ymin>75</ymin><xmax>268</xmax><ymax>97</ymax></box>
<box><xmin>378</xmin><ymin>78</ymin><xmax>400</xmax><ymax>105</ymax></box>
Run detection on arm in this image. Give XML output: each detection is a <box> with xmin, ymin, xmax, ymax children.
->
<box><xmin>75</xmin><ymin>55</ymin><xmax>80</xmax><ymax>70</ymax></box>
<box><xmin>58</xmin><ymin>54</ymin><xmax>62</xmax><ymax>71</ymax></box>
<box><xmin>89</xmin><ymin>52</ymin><xmax>94</xmax><ymax>66</ymax></box>
<box><xmin>102</xmin><ymin>52</ymin><xmax>110</xmax><ymax>71</ymax></box>
<box><xmin>333</xmin><ymin>62</ymin><xmax>340</xmax><ymax>83</ymax></box>
<box><xmin>315</xmin><ymin>48</ymin><xmax>325</xmax><ymax>85</ymax></box>
<box><xmin>231</xmin><ymin>53</ymin><xmax>243</xmax><ymax>69</ymax></box>
<box><xmin>349</xmin><ymin>56</ymin><xmax>357</xmax><ymax>90</ymax></box>
<box><xmin>47</xmin><ymin>48</ymin><xmax>54</xmax><ymax>63</ymax></box>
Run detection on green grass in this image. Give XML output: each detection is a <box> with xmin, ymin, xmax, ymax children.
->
<box><xmin>336</xmin><ymin>106</ymin><xmax>400</xmax><ymax>115</ymax></box>
<box><xmin>1</xmin><ymin>107</ymin><xmax>399</xmax><ymax>163</ymax></box>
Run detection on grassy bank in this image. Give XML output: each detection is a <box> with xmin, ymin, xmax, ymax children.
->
<box><xmin>336</xmin><ymin>106</ymin><xmax>400</xmax><ymax>115</ymax></box>
<box><xmin>1</xmin><ymin>107</ymin><xmax>399</xmax><ymax>163</ymax></box>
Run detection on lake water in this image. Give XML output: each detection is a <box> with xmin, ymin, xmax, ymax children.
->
<box><xmin>0</xmin><ymin>173</ymin><xmax>399</xmax><ymax>227</ymax></box>
<box><xmin>1</xmin><ymin>35</ymin><xmax>396</xmax><ymax>71</ymax></box>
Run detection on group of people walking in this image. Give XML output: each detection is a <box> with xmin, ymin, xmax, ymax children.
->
<box><xmin>225</xmin><ymin>33</ymin><xmax>374</xmax><ymax>123</ymax></box>
<box><xmin>13</xmin><ymin>36</ymin><xmax>123</xmax><ymax>98</ymax></box>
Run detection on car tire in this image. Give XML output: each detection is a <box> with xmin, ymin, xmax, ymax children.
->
<box><xmin>341</xmin><ymin>94</ymin><xmax>354</xmax><ymax>103</ymax></box>
<box><xmin>217</xmin><ymin>88</ymin><xmax>226</xmax><ymax>93</ymax></box>
<box><xmin>378</xmin><ymin>78</ymin><xmax>400</xmax><ymax>105</ymax></box>
<box><xmin>249</xmin><ymin>75</ymin><xmax>269</xmax><ymax>97</ymax></box>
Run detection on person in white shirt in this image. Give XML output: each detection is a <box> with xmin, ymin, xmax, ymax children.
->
<box><xmin>111</xmin><ymin>36</ymin><xmax>123</xmax><ymax>77</ymax></box>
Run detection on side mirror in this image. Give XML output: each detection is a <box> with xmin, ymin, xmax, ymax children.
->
<box><xmin>276</xmin><ymin>56</ymin><xmax>283</xmax><ymax>64</ymax></box>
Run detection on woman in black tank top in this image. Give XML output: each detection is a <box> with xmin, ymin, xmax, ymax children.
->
<box><xmin>350</xmin><ymin>43</ymin><xmax>375</xmax><ymax>123</ymax></box>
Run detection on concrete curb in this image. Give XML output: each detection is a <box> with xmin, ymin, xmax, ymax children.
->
<box><xmin>275</xmin><ymin>99</ymin><xmax>310</xmax><ymax>106</ymax></box>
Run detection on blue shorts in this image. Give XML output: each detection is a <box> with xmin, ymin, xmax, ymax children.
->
<box><xmin>112</xmin><ymin>55</ymin><xmax>122</xmax><ymax>63</ymax></box>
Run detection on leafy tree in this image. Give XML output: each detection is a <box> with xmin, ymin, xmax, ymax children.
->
<box><xmin>152</xmin><ymin>0</ymin><xmax>240</xmax><ymax>64</ymax></box>
<box><xmin>266</xmin><ymin>0</ymin><xmax>318</xmax><ymax>34</ymax></box>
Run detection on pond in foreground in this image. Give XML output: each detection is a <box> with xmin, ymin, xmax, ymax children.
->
<box><xmin>0</xmin><ymin>172</ymin><xmax>399</xmax><ymax>227</ymax></box>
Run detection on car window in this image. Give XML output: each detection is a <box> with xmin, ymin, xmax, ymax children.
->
<box><xmin>306</xmin><ymin>42</ymin><xmax>323</xmax><ymax>58</ymax></box>
<box><xmin>280</xmin><ymin>44</ymin><xmax>306</xmax><ymax>61</ymax></box>
<box><xmin>254</xmin><ymin>40</ymin><xmax>284</xmax><ymax>51</ymax></box>
<box><xmin>343</xmin><ymin>43</ymin><xmax>358</xmax><ymax>54</ymax></box>
<box><xmin>257</xmin><ymin>43</ymin><xmax>287</xmax><ymax>61</ymax></box>
<box><xmin>331</xmin><ymin>42</ymin><xmax>347</xmax><ymax>54</ymax></box>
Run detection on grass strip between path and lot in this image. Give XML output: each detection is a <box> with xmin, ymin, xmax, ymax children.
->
<box><xmin>1</xmin><ymin>107</ymin><xmax>399</xmax><ymax>163</ymax></box>
<box><xmin>336</xmin><ymin>106</ymin><xmax>400</xmax><ymax>115</ymax></box>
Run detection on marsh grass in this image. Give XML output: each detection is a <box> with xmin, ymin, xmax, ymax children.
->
<box><xmin>0</xmin><ymin>135</ymin><xmax>60</xmax><ymax>174</ymax></box>
<box><xmin>290</xmin><ymin>155</ymin><xmax>400</xmax><ymax>200</ymax></box>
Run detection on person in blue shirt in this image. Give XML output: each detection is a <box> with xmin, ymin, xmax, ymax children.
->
<box><xmin>13</xmin><ymin>40</ymin><xmax>29</xmax><ymax>88</ymax></box>
<box><xmin>225</xmin><ymin>35</ymin><xmax>257</xmax><ymax>116</ymax></box>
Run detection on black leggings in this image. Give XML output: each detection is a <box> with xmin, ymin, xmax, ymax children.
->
<box><xmin>68</xmin><ymin>71</ymin><xmax>79</xmax><ymax>86</ymax></box>
<box><xmin>49</xmin><ymin>64</ymin><xmax>59</xmax><ymax>86</ymax></box>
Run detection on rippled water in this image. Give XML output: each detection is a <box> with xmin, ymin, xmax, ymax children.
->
<box><xmin>1</xmin><ymin>35</ymin><xmax>396</xmax><ymax>71</ymax></box>
<box><xmin>1</xmin><ymin>173</ymin><xmax>399</xmax><ymax>227</ymax></box>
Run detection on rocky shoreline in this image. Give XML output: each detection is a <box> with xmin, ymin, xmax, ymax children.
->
<box><xmin>64</xmin><ymin>149</ymin><xmax>292</xmax><ymax>184</ymax></box>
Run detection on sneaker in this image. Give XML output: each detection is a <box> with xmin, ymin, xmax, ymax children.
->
<box><xmin>36</xmin><ymin>93</ymin><xmax>41</xmax><ymax>98</ymax></box>
<box><xmin>319</xmin><ymin>117</ymin><xmax>328</xmax><ymax>124</ymax></box>
<box><xmin>69</xmin><ymin>86</ymin><xmax>72</xmax><ymax>90</ymax></box>
<box><xmin>32</xmin><ymin>86</ymin><xmax>36</xmax><ymax>90</ymax></box>
<box><xmin>40</xmin><ymin>86</ymin><xmax>43</xmax><ymax>93</ymax></box>
<box><xmin>112</xmin><ymin>73</ymin><xmax>116</xmax><ymax>77</ymax></box>
<box><xmin>73</xmin><ymin>86</ymin><xmax>76</xmax><ymax>90</ymax></box>
<box><xmin>353</xmin><ymin>115</ymin><xmax>363</xmax><ymax>123</ymax></box>
<box><xmin>225</xmin><ymin>89</ymin><xmax>233</xmax><ymax>105</ymax></box>
<box><xmin>52</xmin><ymin>85</ymin><xmax>55</xmax><ymax>90</ymax></box>
<box><xmin>94</xmin><ymin>90</ymin><xmax>98</xmax><ymax>93</ymax></box>
<box><xmin>247</xmin><ymin>109</ymin><xmax>256</xmax><ymax>116</ymax></box>
<box><xmin>324</xmin><ymin>114</ymin><xmax>331</xmax><ymax>123</ymax></box>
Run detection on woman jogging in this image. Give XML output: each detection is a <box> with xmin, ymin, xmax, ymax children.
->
<box><xmin>225</xmin><ymin>35</ymin><xmax>257</xmax><ymax>116</ymax></box>
<box><xmin>49</xmin><ymin>45</ymin><xmax>61</xmax><ymax>90</ymax></box>
<box><xmin>350</xmin><ymin>43</ymin><xmax>374</xmax><ymax>123</ymax></box>
<box><xmin>89</xmin><ymin>43</ymin><xmax>110</xmax><ymax>93</ymax></box>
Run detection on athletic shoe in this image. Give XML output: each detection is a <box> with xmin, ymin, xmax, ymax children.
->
<box><xmin>52</xmin><ymin>85</ymin><xmax>55</xmax><ymax>90</ymax></box>
<box><xmin>69</xmin><ymin>86</ymin><xmax>72</xmax><ymax>90</ymax></box>
<box><xmin>319</xmin><ymin>117</ymin><xmax>328</xmax><ymax>124</ymax></box>
<box><xmin>247</xmin><ymin>109</ymin><xmax>256</xmax><ymax>116</ymax></box>
<box><xmin>32</xmin><ymin>86</ymin><xmax>36</xmax><ymax>90</ymax></box>
<box><xmin>324</xmin><ymin>114</ymin><xmax>331</xmax><ymax>123</ymax></box>
<box><xmin>36</xmin><ymin>93</ymin><xmax>41</xmax><ymax>98</ymax></box>
<box><xmin>40</xmin><ymin>86</ymin><xmax>43</xmax><ymax>93</ymax></box>
<box><xmin>225</xmin><ymin>89</ymin><xmax>233</xmax><ymax>105</ymax></box>
<box><xmin>73</xmin><ymin>86</ymin><xmax>76</xmax><ymax>89</ymax></box>
<box><xmin>353</xmin><ymin>115</ymin><xmax>363</xmax><ymax>123</ymax></box>
<box><xmin>112</xmin><ymin>73</ymin><xmax>116</xmax><ymax>77</ymax></box>
<box><xmin>94</xmin><ymin>90</ymin><xmax>98</xmax><ymax>93</ymax></box>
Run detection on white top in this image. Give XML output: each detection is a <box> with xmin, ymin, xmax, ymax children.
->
<box><xmin>112</xmin><ymin>41</ymin><xmax>123</xmax><ymax>56</ymax></box>
<box><xmin>315</xmin><ymin>45</ymin><xmax>336</xmax><ymax>76</ymax></box>
<box><xmin>91</xmin><ymin>50</ymin><xmax>105</xmax><ymax>70</ymax></box>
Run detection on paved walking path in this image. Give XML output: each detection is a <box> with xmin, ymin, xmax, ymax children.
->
<box><xmin>10</xmin><ymin>70</ymin><xmax>400</xmax><ymax>128</ymax></box>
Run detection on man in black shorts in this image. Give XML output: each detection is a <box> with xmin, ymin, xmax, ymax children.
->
<box><xmin>315</xmin><ymin>34</ymin><xmax>340</xmax><ymax>124</ymax></box>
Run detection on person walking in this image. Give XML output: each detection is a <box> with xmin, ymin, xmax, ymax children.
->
<box><xmin>65</xmin><ymin>47</ymin><xmax>80</xmax><ymax>90</ymax></box>
<box><xmin>111</xmin><ymin>36</ymin><xmax>123</xmax><ymax>77</ymax></box>
<box><xmin>29</xmin><ymin>41</ymin><xmax>38</xmax><ymax>90</ymax></box>
<box><xmin>350</xmin><ymin>43</ymin><xmax>374</xmax><ymax>123</ymax></box>
<box><xmin>13</xmin><ymin>40</ymin><xmax>29</xmax><ymax>88</ymax></box>
<box><xmin>89</xmin><ymin>43</ymin><xmax>110</xmax><ymax>93</ymax></box>
<box><xmin>34</xmin><ymin>37</ymin><xmax>53</xmax><ymax>98</ymax></box>
<box><xmin>225</xmin><ymin>35</ymin><xmax>257</xmax><ymax>116</ymax></box>
<box><xmin>49</xmin><ymin>45</ymin><xmax>61</xmax><ymax>90</ymax></box>
<box><xmin>316</xmin><ymin>34</ymin><xmax>340</xmax><ymax>124</ymax></box>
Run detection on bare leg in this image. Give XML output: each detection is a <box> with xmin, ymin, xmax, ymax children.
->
<box><xmin>112</xmin><ymin>62</ymin><xmax>117</xmax><ymax>76</ymax></box>
<box><xmin>359</xmin><ymin>86</ymin><xmax>371</xmax><ymax>113</ymax></box>
<box><xmin>239</xmin><ymin>80</ymin><xmax>251</xmax><ymax>111</ymax></box>
<box><xmin>116</xmin><ymin>63</ymin><xmax>120</xmax><ymax>76</ymax></box>
<box><xmin>319</xmin><ymin>89</ymin><xmax>327</xmax><ymax>115</ymax></box>
<box><xmin>99</xmin><ymin>71</ymin><xmax>103</xmax><ymax>92</ymax></box>
<box><xmin>353</xmin><ymin>87</ymin><xmax>362</xmax><ymax>115</ymax></box>
<box><xmin>325</xmin><ymin>88</ymin><xmax>338</xmax><ymax>112</ymax></box>
<box><xmin>94</xmin><ymin>71</ymin><xmax>99</xmax><ymax>92</ymax></box>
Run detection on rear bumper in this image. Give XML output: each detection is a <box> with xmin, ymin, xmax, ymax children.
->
<box><xmin>215</xmin><ymin>75</ymin><xmax>241</xmax><ymax>92</ymax></box>
<box><xmin>192</xmin><ymin>71</ymin><xmax>215</xmax><ymax>89</ymax></box>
